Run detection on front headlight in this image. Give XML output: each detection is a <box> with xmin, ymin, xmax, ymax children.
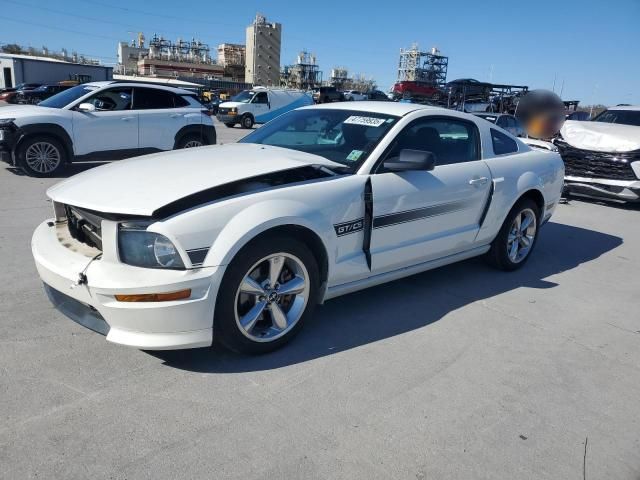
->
<box><xmin>0</xmin><ymin>118</ymin><xmax>15</xmax><ymax>126</ymax></box>
<box><xmin>118</xmin><ymin>223</ymin><xmax>185</xmax><ymax>269</ymax></box>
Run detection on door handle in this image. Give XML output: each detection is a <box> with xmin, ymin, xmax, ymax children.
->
<box><xmin>121</xmin><ymin>117</ymin><xmax>134</xmax><ymax>121</ymax></box>
<box><xmin>469</xmin><ymin>177</ymin><xmax>489</xmax><ymax>186</ymax></box>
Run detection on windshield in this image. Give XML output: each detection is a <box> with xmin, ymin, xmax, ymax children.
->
<box><xmin>592</xmin><ymin>109</ymin><xmax>640</xmax><ymax>127</ymax></box>
<box><xmin>231</xmin><ymin>90</ymin><xmax>255</xmax><ymax>103</ymax></box>
<box><xmin>38</xmin><ymin>84</ymin><xmax>99</xmax><ymax>109</ymax></box>
<box><xmin>239</xmin><ymin>108</ymin><xmax>399</xmax><ymax>171</ymax></box>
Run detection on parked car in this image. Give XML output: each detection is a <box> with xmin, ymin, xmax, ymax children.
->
<box><xmin>0</xmin><ymin>81</ymin><xmax>215</xmax><ymax>176</ymax></box>
<box><xmin>446</xmin><ymin>79</ymin><xmax>492</xmax><ymax>99</ymax></box>
<box><xmin>366</xmin><ymin>90</ymin><xmax>390</xmax><ymax>101</ymax></box>
<box><xmin>217</xmin><ymin>87</ymin><xmax>314</xmax><ymax>129</ymax></box>
<box><xmin>203</xmin><ymin>96</ymin><xmax>224</xmax><ymax>115</ymax></box>
<box><xmin>31</xmin><ymin>101</ymin><xmax>564</xmax><ymax>354</ymax></box>
<box><xmin>343</xmin><ymin>90</ymin><xmax>367</xmax><ymax>101</ymax></box>
<box><xmin>474</xmin><ymin>113</ymin><xmax>526</xmax><ymax>137</ymax></box>
<box><xmin>557</xmin><ymin>105</ymin><xmax>640</xmax><ymax>203</ymax></box>
<box><xmin>312</xmin><ymin>86</ymin><xmax>343</xmax><ymax>104</ymax></box>
<box><xmin>16</xmin><ymin>83</ymin><xmax>73</xmax><ymax>105</ymax></box>
<box><xmin>0</xmin><ymin>83</ymin><xmax>42</xmax><ymax>103</ymax></box>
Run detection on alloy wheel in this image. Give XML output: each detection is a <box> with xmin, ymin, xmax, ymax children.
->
<box><xmin>183</xmin><ymin>140</ymin><xmax>203</xmax><ymax>148</ymax></box>
<box><xmin>506</xmin><ymin>208</ymin><xmax>537</xmax><ymax>263</ymax></box>
<box><xmin>25</xmin><ymin>141</ymin><xmax>61</xmax><ymax>174</ymax></box>
<box><xmin>234</xmin><ymin>253</ymin><xmax>310</xmax><ymax>342</ymax></box>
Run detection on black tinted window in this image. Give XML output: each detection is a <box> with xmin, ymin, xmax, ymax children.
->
<box><xmin>385</xmin><ymin>118</ymin><xmax>480</xmax><ymax>166</ymax></box>
<box><xmin>253</xmin><ymin>92</ymin><xmax>268</xmax><ymax>104</ymax></box>
<box><xmin>84</xmin><ymin>87</ymin><xmax>133</xmax><ymax>111</ymax></box>
<box><xmin>133</xmin><ymin>88</ymin><xmax>178</xmax><ymax>109</ymax></box>
<box><xmin>592</xmin><ymin>110</ymin><xmax>640</xmax><ymax>127</ymax></box>
<box><xmin>491</xmin><ymin>129</ymin><xmax>518</xmax><ymax>155</ymax></box>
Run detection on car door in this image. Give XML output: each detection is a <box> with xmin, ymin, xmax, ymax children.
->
<box><xmin>71</xmin><ymin>87</ymin><xmax>138</xmax><ymax>156</ymax></box>
<box><xmin>369</xmin><ymin>116</ymin><xmax>492</xmax><ymax>274</ymax></box>
<box><xmin>134</xmin><ymin>87</ymin><xmax>188</xmax><ymax>151</ymax></box>
<box><xmin>251</xmin><ymin>91</ymin><xmax>270</xmax><ymax>123</ymax></box>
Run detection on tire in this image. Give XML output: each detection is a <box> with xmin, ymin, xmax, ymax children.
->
<box><xmin>214</xmin><ymin>235</ymin><xmax>320</xmax><ymax>354</ymax></box>
<box><xmin>241</xmin><ymin>114</ymin><xmax>254</xmax><ymax>129</ymax></box>
<box><xmin>224</xmin><ymin>123</ymin><xmax>236</xmax><ymax>128</ymax></box>
<box><xmin>487</xmin><ymin>198</ymin><xmax>540</xmax><ymax>271</ymax></box>
<box><xmin>176</xmin><ymin>133</ymin><xmax>204</xmax><ymax>149</ymax></box>
<box><xmin>17</xmin><ymin>135</ymin><xmax>66</xmax><ymax>177</ymax></box>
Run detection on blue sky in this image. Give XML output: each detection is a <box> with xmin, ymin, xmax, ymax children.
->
<box><xmin>0</xmin><ymin>0</ymin><xmax>638</xmax><ymax>105</ymax></box>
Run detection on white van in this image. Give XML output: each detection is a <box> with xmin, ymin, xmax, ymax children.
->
<box><xmin>216</xmin><ymin>87</ymin><xmax>314</xmax><ymax>128</ymax></box>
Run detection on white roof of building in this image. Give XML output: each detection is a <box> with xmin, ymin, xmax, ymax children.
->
<box><xmin>0</xmin><ymin>52</ymin><xmax>107</xmax><ymax>66</ymax></box>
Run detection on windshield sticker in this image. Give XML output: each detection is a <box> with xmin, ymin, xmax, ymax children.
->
<box><xmin>344</xmin><ymin>116</ymin><xmax>386</xmax><ymax>127</ymax></box>
<box><xmin>346</xmin><ymin>150</ymin><xmax>364</xmax><ymax>162</ymax></box>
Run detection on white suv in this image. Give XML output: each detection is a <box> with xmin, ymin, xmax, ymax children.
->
<box><xmin>0</xmin><ymin>81</ymin><xmax>216</xmax><ymax>177</ymax></box>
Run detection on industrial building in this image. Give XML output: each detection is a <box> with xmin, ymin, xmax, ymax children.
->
<box><xmin>216</xmin><ymin>44</ymin><xmax>246</xmax><ymax>82</ymax></box>
<box><xmin>245</xmin><ymin>14</ymin><xmax>281</xmax><ymax>86</ymax></box>
<box><xmin>0</xmin><ymin>52</ymin><xmax>112</xmax><ymax>89</ymax></box>
<box><xmin>281</xmin><ymin>51</ymin><xmax>322</xmax><ymax>89</ymax></box>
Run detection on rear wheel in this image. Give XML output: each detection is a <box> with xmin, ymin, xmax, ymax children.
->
<box><xmin>17</xmin><ymin>136</ymin><xmax>66</xmax><ymax>177</ymax></box>
<box><xmin>487</xmin><ymin>198</ymin><xmax>540</xmax><ymax>271</ymax></box>
<box><xmin>214</xmin><ymin>236</ymin><xmax>319</xmax><ymax>354</ymax></box>
<box><xmin>176</xmin><ymin>134</ymin><xmax>204</xmax><ymax>149</ymax></box>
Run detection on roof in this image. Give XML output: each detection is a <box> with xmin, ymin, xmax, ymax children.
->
<box><xmin>303</xmin><ymin>101</ymin><xmax>445</xmax><ymax>116</ymax></box>
<box><xmin>0</xmin><ymin>52</ymin><xmax>109</xmax><ymax>68</ymax></box>
<box><xmin>112</xmin><ymin>74</ymin><xmax>202</xmax><ymax>88</ymax></box>
<box><xmin>84</xmin><ymin>80</ymin><xmax>194</xmax><ymax>95</ymax></box>
<box><xmin>608</xmin><ymin>105</ymin><xmax>640</xmax><ymax>111</ymax></box>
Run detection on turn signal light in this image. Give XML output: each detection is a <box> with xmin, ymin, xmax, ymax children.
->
<box><xmin>114</xmin><ymin>289</ymin><xmax>191</xmax><ymax>302</ymax></box>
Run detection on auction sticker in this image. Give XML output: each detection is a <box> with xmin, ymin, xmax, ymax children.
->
<box><xmin>344</xmin><ymin>116</ymin><xmax>386</xmax><ymax>127</ymax></box>
<box><xmin>346</xmin><ymin>150</ymin><xmax>364</xmax><ymax>161</ymax></box>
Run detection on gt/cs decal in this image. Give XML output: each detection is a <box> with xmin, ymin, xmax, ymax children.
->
<box><xmin>334</xmin><ymin>218</ymin><xmax>364</xmax><ymax>237</ymax></box>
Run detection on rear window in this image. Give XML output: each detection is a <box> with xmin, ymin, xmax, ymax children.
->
<box><xmin>491</xmin><ymin>129</ymin><xmax>518</xmax><ymax>155</ymax></box>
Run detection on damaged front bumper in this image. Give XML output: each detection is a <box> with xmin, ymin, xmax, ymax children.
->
<box><xmin>557</xmin><ymin>140</ymin><xmax>640</xmax><ymax>202</ymax></box>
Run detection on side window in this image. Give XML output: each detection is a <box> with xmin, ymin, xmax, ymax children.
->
<box><xmin>491</xmin><ymin>128</ymin><xmax>519</xmax><ymax>155</ymax></box>
<box><xmin>133</xmin><ymin>88</ymin><xmax>176</xmax><ymax>109</ymax></box>
<box><xmin>84</xmin><ymin>88</ymin><xmax>132</xmax><ymax>111</ymax></box>
<box><xmin>173</xmin><ymin>95</ymin><xmax>190</xmax><ymax>107</ymax></box>
<box><xmin>253</xmin><ymin>92</ymin><xmax>269</xmax><ymax>104</ymax></box>
<box><xmin>383</xmin><ymin>117</ymin><xmax>480</xmax><ymax>168</ymax></box>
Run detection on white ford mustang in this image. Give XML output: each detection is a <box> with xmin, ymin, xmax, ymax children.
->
<box><xmin>32</xmin><ymin>102</ymin><xmax>564</xmax><ymax>354</ymax></box>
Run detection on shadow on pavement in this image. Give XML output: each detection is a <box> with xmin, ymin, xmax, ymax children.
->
<box><xmin>5</xmin><ymin>161</ymin><xmax>110</xmax><ymax>178</ymax></box>
<box><xmin>150</xmin><ymin>221</ymin><xmax>622</xmax><ymax>373</ymax></box>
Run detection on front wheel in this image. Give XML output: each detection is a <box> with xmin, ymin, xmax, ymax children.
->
<box><xmin>214</xmin><ymin>236</ymin><xmax>319</xmax><ymax>354</ymax></box>
<box><xmin>241</xmin><ymin>115</ymin><xmax>254</xmax><ymax>129</ymax></box>
<box><xmin>17</xmin><ymin>136</ymin><xmax>66</xmax><ymax>177</ymax></box>
<box><xmin>176</xmin><ymin>134</ymin><xmax>204</xmax><ymax>149</ymax></box>
<box><xmin>487</xmin><ymin>198</ymin><xmax>540</xmax><ymax>271</ymax></box>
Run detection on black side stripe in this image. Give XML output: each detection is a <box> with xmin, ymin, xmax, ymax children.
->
<box><xmin>372</xmin><ymin>199</ymin><xmax>475</xmax><ymax>230</ymax></box>
<box><xmin>478</xmin><ymin>181</ymin><xmax>495</xmax><ymax>228</ymax></box>
<box><xmin>363</xmin><ymin>178</ymin><xmax>373</xmax><ymax>270</ymax></box>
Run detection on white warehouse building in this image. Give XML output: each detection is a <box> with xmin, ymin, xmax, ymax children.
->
<box><xmin>0</xmin><ymin>53</ymin><xmax>113</xmax><ymax>89</ymax></box>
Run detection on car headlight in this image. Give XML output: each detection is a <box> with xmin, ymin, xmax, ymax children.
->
<box><xmin>118</xmin><ymin>222</ymin><xmax>185</xmax><ymax>269</ymax></box>
<box><xmin>0</xmin><ymin>118</ymin><xmax>15</xmax><ymax>126</ymax></box>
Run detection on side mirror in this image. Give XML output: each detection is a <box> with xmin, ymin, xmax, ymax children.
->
<box><xmin>384</xmin><ymin>149</ymin><xmax>436</xmax><ymax>172</ymax></box>
<box><xmin>77</xmin><ymin>103</ymin><xmax>96</xmax><ymax>112</ymax></box>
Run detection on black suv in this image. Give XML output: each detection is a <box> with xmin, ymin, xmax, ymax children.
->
<box><xmin>16</xmin><ymin>84</ymin><xmax>73</xmax><ymax>105</ymax></box>
<box><xmin>312</xmin><ymin>86</ymin><xmax>343</xmax><ymax>104</ymax></box>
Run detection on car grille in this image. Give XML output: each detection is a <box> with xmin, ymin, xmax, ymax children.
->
<box><xmin>65</xmin><ymin>205</ymin><xmax>103</xmax><ymax>251</ymax></box>
<box><xmin>556</xmin><ymin>140</ymin><xmax>639</xmax><ymax>181</ymax></box>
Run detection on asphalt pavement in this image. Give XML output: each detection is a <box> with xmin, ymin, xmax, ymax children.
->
<box><xmin>1</xmin><ymin>119</ymin><xmax>639</xmax><ymax>479</ymax></box>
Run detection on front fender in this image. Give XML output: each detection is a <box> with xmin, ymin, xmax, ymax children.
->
<box><xmin>206</xmin><ymin>199</ymin><xmax>333</xmax><ymax>267</ymax></box>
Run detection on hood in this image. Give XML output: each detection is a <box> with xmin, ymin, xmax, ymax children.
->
<box><xmin>47</xmin><ymin>143</ymin><xmax>344</xmax><ymax>217</ymax></box>
<box><xmin>0</xmin><ymin>105</ymin><xmax>49</xmax><ymax>119</ymax></box>
<box><xmin>560</xmin><ymin>120</ymin><xmax>640</xmax><ymax>153</ymax></box>
<box><xmin>219</xmin><ymin>101</ymin><xmax>243</xmax><ymax>109</ymax></box>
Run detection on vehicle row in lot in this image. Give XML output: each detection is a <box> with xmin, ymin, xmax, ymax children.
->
<box><xmin>0</xmin><ymin>82</ymin><xmax>42</xmax><ymax>103</ymax></box>
<box><xmin>0</xmin><ymin>81</ymin><xmax>216</xmax><ymax>176</ymax></box>
<box><xmin>15</xmin><ymin>83</ymin><xmax>74</xmax><ymax>105</ymax></box>
<box><xmin>31</xmin><ymin>102</ymin><xmax>564</xmax><ymax>354</ymax></box>
<box><xmin>312</xmin><ymin>86</ymin><xmax>391</xmax><ymax>104</ymax></box>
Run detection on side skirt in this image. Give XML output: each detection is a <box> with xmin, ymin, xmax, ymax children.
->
<box><xmin>323</xmin><ymin>244</ymin><xmax>490</xmax><ymax>301</ymax></box>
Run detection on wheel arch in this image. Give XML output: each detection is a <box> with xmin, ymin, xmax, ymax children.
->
<box><xmin>16</xmin><ymin>123</ymin><xmax>73</xmax><ymax>162</ymax></box>
<box><xmin>173</xmin><ymin>124</ymin><xmax>216</xmax><ymax>148</ymax></box>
